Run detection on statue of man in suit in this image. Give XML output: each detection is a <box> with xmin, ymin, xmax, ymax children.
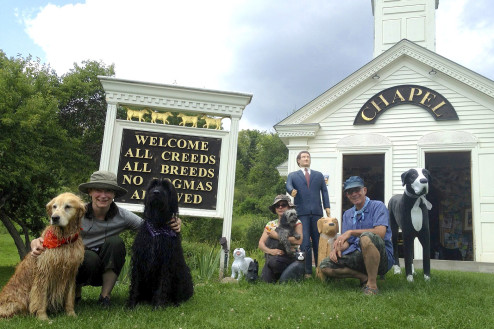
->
<box><xmin>286</xmin><ymin>151</ymin><xmax>330</xmax><ymax>278</ymax></box>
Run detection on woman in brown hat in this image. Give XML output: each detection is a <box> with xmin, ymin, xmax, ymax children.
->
<box><xmin>258</xmin><ymin>194</ymin><xmax>303</xmax><ymax>283</ymax></box>
<box><xmin>31</xmin><ymin>171</ymin><xmax>181</xmax><ymax>307</ymax></box>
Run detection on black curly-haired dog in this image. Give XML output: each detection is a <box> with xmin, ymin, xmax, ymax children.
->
<box><xmin>265</xmin><ymin>209</ymin><xmax>300</xmax><ymax>256</ymax></box>
<box><xmin>127</xmin><ymin>178</ymin><xmax>193</xmax><ymax>308</ymax></box>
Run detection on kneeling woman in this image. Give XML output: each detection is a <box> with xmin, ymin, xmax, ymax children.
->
<box><xmin>258</xmin><ymin>195</ymin><xmax>303</xmax><ymax>283</ymax></box>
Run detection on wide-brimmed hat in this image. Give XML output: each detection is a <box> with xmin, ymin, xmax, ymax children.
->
<box><xmin>78</xmin><ymin>171</ymin><xmax>127</xmax><ymax>198</ymax></box>
<box><xmin>343</xmin><ymin>176</ymin><xmax>365</xmax><ymax>191</ymax></box>
<box><xmin>268</xmin><ymin>194</ymin><xmax>295</xmax><ymax>214</ymax></box>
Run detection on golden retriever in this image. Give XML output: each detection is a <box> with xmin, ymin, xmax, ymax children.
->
<box><xmin>0</xmin><ymin>193</ymin><xmax>85</xmax><ymax>320</ymax></box>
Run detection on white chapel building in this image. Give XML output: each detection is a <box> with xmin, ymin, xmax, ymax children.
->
<box><xmin>275</xmin><ymin>0</ymin><xmax>494</xmax><ymax>264</ymax></box>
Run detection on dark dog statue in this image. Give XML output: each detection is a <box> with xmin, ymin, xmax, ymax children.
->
<box><xmin>245</xmin><ymin>259</ymin><xmax>259</xmax><ymax>283</ymax></box>
<box><xmin>265</xmin><ymin>209</ymin><xmax>300</xmax><ymax>256</ymax></box>
<box><xmin>388</xmin><ymin>168</ymin><xmax>433</xmax><ymax>282</ymax></box>
<box><xmin>128</xmin><ymin>179</ymin><xmax>193</xmax><ymax>308</ymax></box>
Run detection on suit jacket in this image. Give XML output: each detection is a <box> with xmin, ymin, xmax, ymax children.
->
<box><xmin>286</xmin><ymin>169</ymin><xmax>330</xmax><ymax>216</ymax></box>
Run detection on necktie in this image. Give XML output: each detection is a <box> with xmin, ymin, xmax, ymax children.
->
<box><xmin>305</xmin><ymin>168</ymin><xmax>310</xmax><ymax>187</ymax></box>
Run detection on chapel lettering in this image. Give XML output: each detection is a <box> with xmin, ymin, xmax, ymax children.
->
<box><xmin>354</xmin><ymin>85</ymin><xmax>458</xmax><ymax>125</ymax></box>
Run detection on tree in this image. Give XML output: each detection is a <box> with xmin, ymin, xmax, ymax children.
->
<box><xmin>0</xmin><ymin>52</ymin><xmax>96</xmax><ymax>259</ymax></box>
<box><xmin>56</xmin><ymin>60</ymin><xmax>115</xmax><ymax>167</ymax></box>
<box><xmin>234</xmin><ymin>130</ymin><xmax>288</xmax><ymax>216</ymax></box>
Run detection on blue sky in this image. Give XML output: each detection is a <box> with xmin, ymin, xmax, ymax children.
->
<box><xmin>2</xmin><ymin>0</ymin><xmax>494</xmax><ymax>131</ymax></box>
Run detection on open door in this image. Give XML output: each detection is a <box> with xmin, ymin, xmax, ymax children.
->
<box><xmin>426</xmin><ymin>152</ymin><xmax>473</xmax><ymax>261</ymax></box>
<box><xmin>341</xmin><ymin>154</ymin><xmax>385</xmax><ymax>218</ymax></box>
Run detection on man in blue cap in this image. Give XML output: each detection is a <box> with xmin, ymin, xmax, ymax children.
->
<box><xmin>319</xmin><ymin>176</ymin><xmax>393</xmax><ymax>295</ymax></box>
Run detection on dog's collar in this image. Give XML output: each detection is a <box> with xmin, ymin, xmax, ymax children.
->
<box><xmin>404</xmin><ymin>189</ymin><xmax>421</xmax><ymax>199</ymax></box>
<box><xmin>145</xmin><ymin>221</ymin><xmax>177</xmax><ymax>238</ymax></box>
<box><xmin>42</xmin><ymin>228</ymin><xmax>80</xmax><ymax>249</ymax></box>
<box><xmin>405</xmin><ymin>190</ymin><xmax>433</xmax><ymax>210</ymax></box>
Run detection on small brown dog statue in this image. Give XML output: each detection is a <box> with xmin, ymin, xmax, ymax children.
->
<box><xmin>316</xmin><ymin>217</ymin><xmax>339</xmax><ymax>280</ymax></box>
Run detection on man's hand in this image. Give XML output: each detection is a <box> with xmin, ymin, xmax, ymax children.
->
<box><xmin>332</xmin><ymin>239</ymin><xmax>343</xmax><ymax>259</ymax></box>
<box><xmin>333</xmin><ymin>230</ymin><xmax>352</xmax><ymax>258</ymax></box>
<box><xmin>291</xmin><ymin>189</ymin><xmax>297</xmax><ymax>197</ymax></box>
<box><xmin>336</xmin><ymin>231</ymin><xmax>351</xmax><ymax>246</ymax></box>
<box><xmin>31</xmin><ymin>237</ymin><xmax>45</xmax><ymax>257</ymax></box>
<box><xmin>325</xmin><ymin>208</ymin><xmax>331</xmax><ymax>217</ymax></box>
<box><xmin>329</xmin><ymin>249</ymin><xmax>338</xmax><ymax>263</ymax></box>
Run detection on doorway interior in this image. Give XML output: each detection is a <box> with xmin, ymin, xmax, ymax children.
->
<box><xmin>425</xmin><ymin>151</ymin><xmax>473</xmax><ymax>261</ymax></box>
<box><xmin>341</xmin><ymin>154</ymin><xmax>385</xmax><ymax>219</ymax></box>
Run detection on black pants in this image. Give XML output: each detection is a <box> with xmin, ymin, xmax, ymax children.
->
<box><xmin>260</xmin><ymin>254</ymin><xmax>295</xmax><ymax>283</ymax></box>
<box><xmin>76</xmin><ymin>235</ymin><xmax>126</xmax><ymax>286</ymax></box>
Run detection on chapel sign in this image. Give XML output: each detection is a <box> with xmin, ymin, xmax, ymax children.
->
<box><xmin>98</xmin><ymin>76</ymin><xmax>252</xmax><ymax>277</ymax></box>
<box><xmin>117</xmin><ymin>129</ymin><xmax>221</xmax><ymax>210</ymax></box>
<box><xmin>354</xmin><ymin>85</ymin><xmax>459</xmax><ymax>125</ymax></box>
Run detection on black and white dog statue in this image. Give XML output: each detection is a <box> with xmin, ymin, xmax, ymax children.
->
<box><xmin>278</xmin><ymin>251</ymin><xmax>306</xmax><ymax>283</ymax></box>
<box><xmin>128</xmin><ymin>178</ymin><xmax>193</xmax><ymax>308</ymax></box>
<box><xmin>388</xmin><ymin>168</ymin><xmax>433</xmax><ymax>282</ymax></box>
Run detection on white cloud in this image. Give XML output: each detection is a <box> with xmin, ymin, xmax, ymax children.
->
<box><xmin>219</xmin><ymin>115</ymin><xmax>274</xmax><ymax>133</ymax></box>
<box><xmin>24</xmin><ymin>0</ymin><xmax>242</xmax><ymax>88</ymax></box>
<box><xmin>437</xmin><ymin>0</ymin><xmax>494</xmax><ymax>75</ymax></box>
<box><xmin>238</xmin><ymin>116</ymin><xmax>275</xmax><ymax>133</ymax></box>
<box><xmin>19</xmin><ymin>0</ymin><xmax>494</xmax><ymax>132</ymax></box>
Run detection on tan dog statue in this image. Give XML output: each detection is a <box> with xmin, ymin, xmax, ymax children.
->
<box><xmin>316</xmin><ymin>217</ymin><xmax>339</xmax><ymax>280</ymax></box>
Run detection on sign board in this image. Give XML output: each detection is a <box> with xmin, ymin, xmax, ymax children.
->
<box><xmin>98</xmin><ymin>76</ymin><xmax>252</xmax><ymax>276</ymax></box>
<box><xmin>117</xmin><ymin>128</ymin><xmax>221</xmax><ymax>210</ymax></box>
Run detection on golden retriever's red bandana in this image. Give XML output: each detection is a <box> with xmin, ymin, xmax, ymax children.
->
<box><xmin>42</xmin><ymin>228</ymin><xmax>80</xmax><ymax>249</ymax></box>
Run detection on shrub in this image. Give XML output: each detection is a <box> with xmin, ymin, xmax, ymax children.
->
<box><xmin>244</xmin><ymin>217</ymin><xmax>268</xmax><ymax>251</ymax></box>
<box><xmin>182</xmin><ymin>240</ymin><xmax>205</xmax><ymax>269</ymax></box>
<box><xmin>181</xmin><ymin>217</ymin><xmax>222</xmax><ymax>244</ymax></box>
<box><xmin>120</xmin><ymin>229</ymin><xmax>136</xmax><ymax>253</ymax></box>
<box><xmin>230</xmin><ymin>224</ymin><xmax>244</xmax><ymax>244</ymax></box>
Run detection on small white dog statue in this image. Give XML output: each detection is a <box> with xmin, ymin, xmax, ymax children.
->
<box><xmin>231</xmin><ymin>248</ymin><xmax>253</xmax><ymax>280</ymax></box>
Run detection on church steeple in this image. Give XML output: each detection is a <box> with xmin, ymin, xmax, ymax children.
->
<box><xmin>372</xmin><ymin>0</ymin><xmax>439</xmax><ymax>57</ymax></box>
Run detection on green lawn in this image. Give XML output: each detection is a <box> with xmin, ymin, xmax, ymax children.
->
<box><xmin>1</xmin><ymin>233</ymin><xmax>494</xmax><ymax>328</ymax></box>
<box><xmin>0</xmin><ymin>234</ymin><xmax>22</xmax><ymax>266</ymax></box>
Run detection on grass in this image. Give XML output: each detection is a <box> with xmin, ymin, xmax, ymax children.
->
<box><xmin>0</xmin><ymin>233</ymin><xmax>23</xmax><ymax>266</ymax></box>
<box><xmin>1</xmin><ymin>234</ymin><xmax>494</xmax><ymax>328</ymax></box>
<box><xmin>195</xmin><ymin>246</ymin><xmax>221</xmax><ymax>281</ymax></box>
